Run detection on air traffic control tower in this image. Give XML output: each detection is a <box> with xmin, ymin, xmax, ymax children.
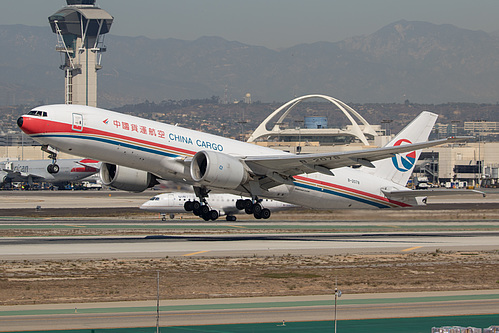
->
<box><xmin>48</xmin><ymin>0</ymin><xmax>113</xmax><ymax>107</ymax></box>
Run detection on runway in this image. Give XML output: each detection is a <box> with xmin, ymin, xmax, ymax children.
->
<box><xmin>0</xmin><ymin>229</ymin><xmax>498</xmax><ymax>260</ymax></box>
<box><xmin>0</xmin><ymin>191</ymin><xmax>498</xmax><ymax>331</ymax></box>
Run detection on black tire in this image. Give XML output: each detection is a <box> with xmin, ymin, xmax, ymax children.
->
<box><xmin>193</xmin><ymin>208</ymin><xmax>201</xmax><ymax>216</ymax></box>
<box><xmin>243</xmin><ymin>199</ymin><xmax>253</xmax><ymax>210</ymax></box>
<box><xmin>202</xmin><ymin>214</ymin><xmax>210</xmax><ymax>221</ymax></box>
<box><xmin>52</xmin><ymin>164</ymin><xmax>59</xmax><ymax>174</ymax></box>
<box><xmin>236</xmin><ymin>199</ymin><xmax>245</xmax><ymax>210</ymax></box>
<box><xmin>253</xmin><ymin>203</ymin><xmax>263</xmax><ymax>215</ymax></box>
<box><xmin>254</xmin><ymin>211</ymin><xmax>262</xmax><ymax>219</ymax></box>
<box><xmin>200</xmin><ymin>205</ymin><xmax>210</xmax><ymax>215</ymax></box>
<box><xmin>245</xmin><ymin>206</ymin><xmax>254</xmax><ymax>214</ymax></box>
<box><xmin>261</xmin><ymin>208</ymin><xmax>271</xmax><ymax>219</ymax></box>
<box><xmin>226</xmin><ymin>215</ymin><xmax>237</xmax><ymax>221</ymax></box>
<box><xmin>192</xmin><ymin>201</ymin><xmax>201</xmax><ymax>211</ymax></box>
<box><xmin>209</xmin><ymin>210</ymin><xmax>219</xmax><ymax>221</ymax></box>
<box><xmin>184</xmin><ymin>201</ymin><xmax>193</xmax><ymax>211</ymax></box>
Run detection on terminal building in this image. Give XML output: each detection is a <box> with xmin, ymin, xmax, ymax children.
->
<box><xmin>247</xmin><ymin>95</ymin><xmax>499</xmax><ymax>188</ymax></box>
<box><xmin>247</xmin><ymin>95</ymin><xmax>386</xmax><ymax>151</ymax></box>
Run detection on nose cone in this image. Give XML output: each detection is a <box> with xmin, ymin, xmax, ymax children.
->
<box><xmin>139</xmin><ymin>202</ymin><xmax>151</xmax><ymax>210</ymax></box>
<box><xmin>17</xmin><ymin>115</ymin><xmax>43</xmax><ymax>135</ymax></box>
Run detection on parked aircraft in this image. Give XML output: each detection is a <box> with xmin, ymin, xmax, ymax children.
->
<box><xmin>141</xmin><ymin>192</ymin><xmax>297</xmax><ymax>221</ymax></box>
<box><xmin>0</xmin><ymin>158</ymin><xmax>100</xmax><ymax>188</ymax></box>
<box><xmin>17</xmin><ymin>104</ymin><xmax>474</xmax><ymax>220</ymax></box>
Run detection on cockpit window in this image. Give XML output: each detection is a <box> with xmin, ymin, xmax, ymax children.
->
<box><xmin>27</xmin><ymin>110</ymin><xmax>48</xmax><ymax>117</ymax></box>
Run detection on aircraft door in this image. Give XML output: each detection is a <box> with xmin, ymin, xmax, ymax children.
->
<box><xmin>167</xmin><ymin>193</ymin><xmax>175</xmax><ymax>207</ymax></box>
<box><xmin>72</xmin><ymin>113</ymin><xmax>83</xmax><ymax>132</ymax></box>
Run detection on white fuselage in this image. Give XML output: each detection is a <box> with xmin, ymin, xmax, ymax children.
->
<box><xmin>0</xmin><ymin>158</ymin><xmax>99</xmax><ymax>185</ymax></box>
<box><xmin>141</xmin><ymin>192</ymin><xmax>297</xmax><ymax>216</ymax></box>
<box><xmin>19</xmin><ymin>105</ymin><xmax>412</xmax><ymax>209</ymax></box>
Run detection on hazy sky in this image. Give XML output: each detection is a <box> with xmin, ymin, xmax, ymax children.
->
<box><xmin>3</xmin><ymin>0</ymin><xmax>499</xmax><ymax>49</ymax></box>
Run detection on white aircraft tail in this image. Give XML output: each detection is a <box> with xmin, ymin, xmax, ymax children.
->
<box><xmin>371</xmin><ymin>111</ymin><xmax>438</xmax><ymax>186</ymax></box>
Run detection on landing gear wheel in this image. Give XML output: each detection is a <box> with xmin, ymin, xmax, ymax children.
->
<box><xmin>209</xmin><ymin>210</ymin><xmax>219</xmax><ymax>221</ymax></box>
<box><xmin>261</xmin><ymin>208</ymin><xmax>271</xmax><ymax>219</ymax></box>
<box><xmin>184</xmin><ymin>201</ymin><xmax>194</xmax><ymax>211</ymax></box>
<box><xmin>253</xmin><ymin>203</ymin><xmax>263</xmax><ymax>215</ymax></box>
<box><xmin>200</xmin><ymin>205</ymin><xmax>210</xmax><ymax>215</ymax></box>
<box><xmin>192</xmin><ymin>201</ymin><xmax>201</xmax><ymax>211</ymax></box>
<box><xmin>47</xmin><ymin>164</ymin><xmax>59</xmax><ymax>174</ymax></box>
<box><xmin>253</xmin><ymin>211</ymin><xmax>262</xmax><ymax>219</ymax></box>
<box><xmin>244</xmin><ymin>205</ymin><xmax>254</xmax><ymax>214</ymax></box>
<box><xmin>193</xmin><ymin>208</ymin><xmax>201</xmax><ymax>216</ymax></box>
<box><xmin>226</xmin><ymin>215</ymin><xmax>237</xmax><ymax>222</ymax></box>
<box><xmin>243</xmin><ymin>199</ymin><xmax>253</xmax><ymax>210</ymax></box>
<box><xmin>236</xmin><ymin>199</ymin><xmax>245</xmax><ymax>210</ymax></box>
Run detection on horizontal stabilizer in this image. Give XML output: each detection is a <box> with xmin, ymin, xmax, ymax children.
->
<box><xmin>382</xmin><ymin>188</ymin><xmax>486</xmax><ymax>199</ymax></box>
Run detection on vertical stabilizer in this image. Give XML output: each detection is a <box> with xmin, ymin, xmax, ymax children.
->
<box><xmin>371</xmin><ymin>111</ymin><xmax>438</xmax><ymax>186</ymax></box>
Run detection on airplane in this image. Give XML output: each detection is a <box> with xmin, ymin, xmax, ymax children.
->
<box><xmin>0</xmin><ymin>158</ymin><xmax>100</xmax><ymax>189</ymax></box>
<box><xmin>140</xmin><ymin>192</ymin><xmax>297</xmax><ymax>221</ymax></box>
<box><xmin>16</xmin><ymin>103</ymin><xmax>479</xmax><ymax>220</ymax></box>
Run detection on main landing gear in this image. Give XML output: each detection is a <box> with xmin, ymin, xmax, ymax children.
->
<box><xmin>42</xmin><ymin>145</ymin><xmax>59</xmax><ymax>174</ymax></box>
<box><xmin>184</xmin><ymin>186</ymin><xmax>219</xmax><ymax>221</ymax></box>
<box><xmin>235</xmin><ymin>198</ymin><xmax>271</xmax><ymax>219</ymax></box>
<box><xmin>183</xmin><ymin>199</ymin><xmax>219</xmax><ymax>221</ymax></box>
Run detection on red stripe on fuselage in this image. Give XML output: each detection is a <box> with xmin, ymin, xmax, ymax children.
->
<box><xmin>24</xmin><ymin>117</ymin><xmax>196</xmax><ymax>156</ymax></box>
<box><xmin>294</xmin><ymin>175</ymin><xmax>411</xmax><ymax>207</ymax></box>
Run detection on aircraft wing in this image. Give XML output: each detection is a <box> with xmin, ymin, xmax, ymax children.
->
<box><xmin>382</xmin><ymin>188</ymin><xmax>486</xmax><ymax>199</ymax></box>
<box><xmin>243</xmin><ymin>136</ymin><xmax>467</xmax><ymax>178</ymax></box>
<box><xmin>0</xmin><ymin>169</ymin><xmax>45</xmax><ymax>182</ymax></box>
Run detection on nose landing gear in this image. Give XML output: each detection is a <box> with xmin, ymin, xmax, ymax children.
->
<box><xmin>42</xmin><ymin>145</ymin><xmax>59</xmax><ymax>174</ymax></box>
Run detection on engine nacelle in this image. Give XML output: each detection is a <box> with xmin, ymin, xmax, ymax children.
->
<box><xmin>100</xmin><ymin>163</ymin><xmax>157</xmax><ymax>192</ymax></box>
<box><xmin>190</xmin><ymin>150</ymin><xmax>249</xmax><ymax>189</ymax></box>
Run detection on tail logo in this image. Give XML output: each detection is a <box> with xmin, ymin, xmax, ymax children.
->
<box><xmin>391</xmin><ymin>139</ymin><xmax>416</xmax><ymax>172</ymax></box>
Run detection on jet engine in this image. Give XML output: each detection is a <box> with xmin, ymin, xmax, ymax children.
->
<box><xmin>100</xmin><ymin>163</ymin><xmax>157</xmax><ymax>192</ymax></box>
<box><xmin>190</xmin><ymin>150</ymin><xmax>250</xmax><ymax>189</ymax></box>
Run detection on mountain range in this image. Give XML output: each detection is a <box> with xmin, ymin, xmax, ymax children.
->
<box><xmin>1</xmin><ymin>20</ymin><xmax>499</xmax><ymax>108</ymax></box>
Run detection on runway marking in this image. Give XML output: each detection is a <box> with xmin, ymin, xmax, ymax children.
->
<box><xmin>182</xmin><ymin>250</ymin><xmax>211</xmax><ymax>257</ymax></box>
<box><xmin>402</xmin><ymin>246</ymin><xmax>423</xmax><ymax>252</ymax></box>
<box><xmin>227</xmin><ymin>225</ymin><xmax>247</xmax><ymax>229</ymax></box>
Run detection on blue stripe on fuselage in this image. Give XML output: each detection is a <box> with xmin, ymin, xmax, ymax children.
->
<box><xmin>294</xmin><ymin>181</ymin><xmax>391</xmax><ymax>209</ymax></box>
<box><xmin>33</xmin><ymin>134</ymin><xmax>182</xmax><ymax>159</ymax></box>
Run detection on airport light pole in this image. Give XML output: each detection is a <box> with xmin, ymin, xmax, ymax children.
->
<box><xmin>156</xmin><ymin>271</ymin><xmax>160</xmax><ymax>333</ymax></box>
<box><xmin>334</xmin><ymin>280</ymin><xmax>342</xmax><ymax>333</ymax></box>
